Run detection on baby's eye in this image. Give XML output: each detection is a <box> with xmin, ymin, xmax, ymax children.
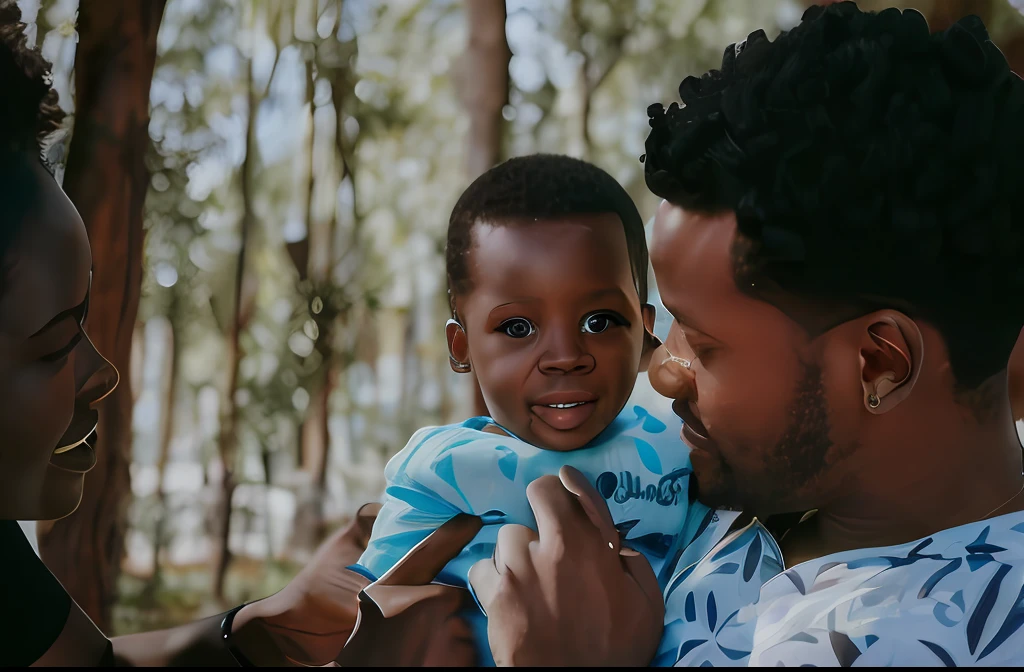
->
<box><xmin>581</xmin><ymin>312</ymin><xmax>627</xmax><ymax>335</ymax></box>
<box><xmin>499</xmin><ymin>318</ymin><xmax>535</xmax><ymax>339</ymax></box>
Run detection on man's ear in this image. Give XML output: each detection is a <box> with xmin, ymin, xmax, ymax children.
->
<box><xmin>639</xmin><ymin>303</ymin><xmax>662</xmax><ymax>372</ymax></box>
<box><xmin>858</xmin><ymin>311</ymin><xmax>924</xmax><ymax>414</ymax></box>
<box><xmin>445</xmin><ymin>319</ymin><xmax>471</xmax><ymax>373</ymax></box>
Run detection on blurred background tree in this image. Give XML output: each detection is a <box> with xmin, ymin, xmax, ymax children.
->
<box><xmin>15</xmin><ymin>0</ymin><xmax>1024</xmax><ymax>633</ymax></box>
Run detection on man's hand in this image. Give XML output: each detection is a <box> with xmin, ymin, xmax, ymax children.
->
<box><xmin>469</xmin><ymin>466</ymin><xmax>665</xmax><ymax>667</ymax></box>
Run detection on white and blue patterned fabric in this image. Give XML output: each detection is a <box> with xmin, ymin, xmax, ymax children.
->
<box><xmin>658</xmin><ymin>509</ymin><xmax>1024</xmax><ymax>666</ymax></box>
<box><xmin>354</xmin><ymin>406</ymin><xmax>714</xmax><ymax>666</ymax></box>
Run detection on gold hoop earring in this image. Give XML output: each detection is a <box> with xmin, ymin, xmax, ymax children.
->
<box><xmin>446</xmin><ymin>318</ymin><xmax>470</xmax><ymax>372</ymax></box>
<box><xmin>867</xmin><ymin>393</ymin><xmax>880</xmax><ymax>409</ymax></box>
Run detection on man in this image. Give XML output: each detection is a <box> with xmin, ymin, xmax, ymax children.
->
<box><xmin>468</xmin><ymin>3</ymin><xmax>1024</xmax><ymax>666</ymax></box>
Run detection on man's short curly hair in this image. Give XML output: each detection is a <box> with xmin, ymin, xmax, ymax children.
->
<box><xmin>446</xmin><ymin>154</ymin><xmax>649</xmax><ymax>312</ymax></box>
<box><xmin>644</xmin><ymin>2</ymin><xmax>1024</xmax><ymax>391</ymax></box>
<box><xmin>1</xmin><ymin>0</ymin><xmax>65</xmax><ymax>261</ymax></box>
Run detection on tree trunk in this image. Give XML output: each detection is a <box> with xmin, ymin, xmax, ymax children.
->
<box><xmin>211</xmin><ymin>59</ymin><xmax>259</xmax><ymax>604</ymax></box>
<box><xmin>144</xmin><ymin>313</ymin><xmax>178</xmax><ymax>603</ymax></box>
<box><xmin>290</xmin><ymin>31</ymin><xmax>353</xmax><ymax>553</ymax></box>
<box><xmin>460</xmin><ymin>0</ymin><xmax>510</xmax><ymax>417</ymax></box>
<box><xmin>37</xmin><ymin>0</ymin><xmax>166</xmax><ymax>633</ymax></box>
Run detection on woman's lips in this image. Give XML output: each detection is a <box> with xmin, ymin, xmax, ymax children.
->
<box><xmin>49</xmin><ymin>430</ymin><xmax>97</xmax><ymax>473</ymax></box>
<box><xmin>50</xmin><ymin>410</ymin><xmax>99</xmax><ymax>473</ymax></box>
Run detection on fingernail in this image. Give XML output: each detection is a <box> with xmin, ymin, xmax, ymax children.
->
<box><xmin>619</xmin><ymin>546</ymin><xmax>641</xmax><ymax>557</ymax></box>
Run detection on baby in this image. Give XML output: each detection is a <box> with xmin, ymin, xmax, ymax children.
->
<box><xmin>353</xmin><ymin>154</ymin><xmax>710</xmax><ymax>664</ymax></box>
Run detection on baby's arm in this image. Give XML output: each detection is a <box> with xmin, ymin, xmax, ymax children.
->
<box><xmin>354</xmin><ymin>427</ymin><xmax>469</xmax><ymax>581</ymax></box>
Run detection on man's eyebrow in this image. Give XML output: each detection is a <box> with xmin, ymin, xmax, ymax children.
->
<box><xmin>663</xmin><ymin>303</ymin><xmax>714</xmax><ymax>336</ymax></box>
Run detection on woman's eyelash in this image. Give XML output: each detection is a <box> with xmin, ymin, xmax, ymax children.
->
<box><xmin>40</xmin><ymin>332</ymin><xmax>83</xmax><ymax>363</ymax></box>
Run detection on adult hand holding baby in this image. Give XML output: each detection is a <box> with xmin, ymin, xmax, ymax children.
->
<box><xmin>469</xmin><ymin>466</ymin><xmax>665</xmax><ymax>667</ymax></box>
<box><xmin>231</xmin><ymin>503</ymin><xmax>479</xmax><ymax>667</ymax></box>
<box><xmin>336</xmin><ymin>512</ymin><xmax>482</xmax><ymax>667</ymax></box>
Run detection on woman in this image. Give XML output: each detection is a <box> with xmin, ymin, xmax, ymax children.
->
<box><xmin>0</xmin><ymin>4</ymin><xmax>474</xmax><ymax>665</ymax></box>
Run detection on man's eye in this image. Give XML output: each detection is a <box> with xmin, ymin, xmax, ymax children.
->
<box><xmin>499</xmin><ymin>318</ymin><xmax>535</xmax><ymax>339</ymax></box>
<box><xmin>581</xmin><ymin>312</ymin><xmax>627</xmax><ymax>335</ymax></box>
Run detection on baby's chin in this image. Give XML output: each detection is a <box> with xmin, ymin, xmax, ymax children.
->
<box><xmin>515</xmin><ymin>416</ymin><xmax>608</xmax><ymax>452</ymax></box>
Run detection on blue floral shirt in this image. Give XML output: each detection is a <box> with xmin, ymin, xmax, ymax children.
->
<box><xmin>354</xmin><ymin>406</ymin><xmax>712</xmax><ymax>666</ymax></box>
<box><xmin>658</xmin><ymin>508</ymin><xmax>1024</xmax><ymax>666</ymax></box>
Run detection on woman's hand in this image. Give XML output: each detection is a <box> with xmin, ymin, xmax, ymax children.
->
<box><xmin>468</xmin><ymin>466</ymin><xmax>665</xmax><ymax>667</ymax></box>
<box><xmin>233</xmin><ymin>504</ymin><xmax>481</xmax><ymax>667</ymax></box>
<box><xmin>336</xmin><ymin>513</ymin><xmax>483</xmax><ymax>667</ymax></box>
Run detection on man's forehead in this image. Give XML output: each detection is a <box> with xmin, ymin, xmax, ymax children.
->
<box><xmin>651</xmin><ymin>204</ymin><xmax>737</xmax><ymax>282</ymax></box>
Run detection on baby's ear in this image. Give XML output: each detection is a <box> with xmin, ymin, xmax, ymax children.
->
<box><xmin>639</xmin><ymin>303</ymin><xmax>662</xmax><ymax>372</ymax></box>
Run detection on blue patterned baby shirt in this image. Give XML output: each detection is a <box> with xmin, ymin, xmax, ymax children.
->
<box><xmin>354</xmin><ymin>405</ymin><xmax>714</xmax><ymax>666</ymax></box>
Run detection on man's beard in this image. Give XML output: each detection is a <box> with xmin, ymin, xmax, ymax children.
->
<box><xmin>693</xmin><ymin>362</ymin><xmax>837</xmax><ymax>514</ymax></box>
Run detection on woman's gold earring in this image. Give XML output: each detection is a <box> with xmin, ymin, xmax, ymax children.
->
<box><xmin>867</xmin><ymin>393</ymin><xmax>880</xmax><ymax>409</ymax></box>
<box><xmin>449</xmin><ymin>356</ymin><xmax>471</xmax><ymax>373</ymax></box>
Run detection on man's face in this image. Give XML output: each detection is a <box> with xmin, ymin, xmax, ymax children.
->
<box><xmin>456</xmin><ymin>214</ymin><xmax>652</xmax><ymax>451</ymax></box>
<box><xmin>648</xmin><ymin>203</ymin><xmax>856</xmax><ymax>514</ymax></box>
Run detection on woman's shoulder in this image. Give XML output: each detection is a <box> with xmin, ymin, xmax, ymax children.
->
<box><xmin>0</xmin><ymin>520</ymin><xmax>74</xmax><ymax>666</ymax></box>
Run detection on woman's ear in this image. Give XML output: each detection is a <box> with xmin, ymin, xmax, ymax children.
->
<box><xmin>445</xmin><ymin>319</ymin><xmax>471</xmax><ymax>373</ymax></box>
<box><xmin>858</xmin><ymin>311</ymin><xmax>924</xmax><ymax>414</ymax></box>
<box><xmin>639</xmin><ymin>304</ymin><xmax>662</xmax><ymax>372</ymax></box>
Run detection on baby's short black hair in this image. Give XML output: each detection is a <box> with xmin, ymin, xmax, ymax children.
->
<box><xmin>446</xmin><ymin>154</ymin><xmax>648</xmax><ymax>312</ymax></box>
<box><xmin>644</xmin><ymin>2</ymin><xmax>1024</xmax><ymax>391</ymax></box>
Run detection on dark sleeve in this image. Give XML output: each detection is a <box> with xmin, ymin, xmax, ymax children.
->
<box><xmin>0</xmin><ymin>520</ymin><xmax>73</xmax><ymax>666</ymax></box>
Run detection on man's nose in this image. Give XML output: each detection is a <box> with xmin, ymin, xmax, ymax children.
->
<box><xmin>75</xmin><ymin>330</ymin><xmax>120</xmax><ymax>407</ymax></box>
<box><xmin>538</xmin><ymin>328</ymin><xmax>595</xmax><ymax>375</ymax></box>
<box><xmin>648</xmin><ymin>342</ymin><xmax>696</xmax><ymax>401</ymax></box>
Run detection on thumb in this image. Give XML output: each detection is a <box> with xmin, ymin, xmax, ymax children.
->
<box><xmin>376</xmin><ymin>512</ymin><xmax>482</xmax><ymax>587</ymax></box>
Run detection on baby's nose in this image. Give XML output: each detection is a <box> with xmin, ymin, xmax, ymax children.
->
<box><xmin>648</xmin><ymin>344</ymin><xmax>695</xmax><ymax>400</ymax></box>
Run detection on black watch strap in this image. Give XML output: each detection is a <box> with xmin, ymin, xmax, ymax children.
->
<box><xmin>220</xmin><ymin>603</ymin><xmax>256</xmax><ymax>667</ymax></box>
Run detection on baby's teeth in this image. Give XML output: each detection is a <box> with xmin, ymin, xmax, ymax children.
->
<box><xmin>548</xmin><ymin>402</ymin><xmax>585</xmax><ymax>409</ymax></box>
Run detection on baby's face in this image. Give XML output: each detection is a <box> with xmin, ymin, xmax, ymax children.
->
<box><xmin>455</xmin><ymin>213</ymin><xmax>652</xmax><ymax>451</ymax></box>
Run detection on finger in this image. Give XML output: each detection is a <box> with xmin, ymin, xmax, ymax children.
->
<box><xmin>362</xmin><ymin>583</ymin><xmax>465</xmax><ymax>619</ymax></box>
<box><xmin>377</xmin><ymin>512</ymin><xmax>482</xmax><ymax>587</ymax></box>
<box><xmin>558</xmin><ymin>466</ymin><xmax>621</xmax><ymax>553</ymax></box>
<box><xmin>493</xmin><ymin>523</ymin><xmax>539</xmax><ymax>577</ymax></box>
<box><xmin>353</xmin><ymin>502</ymin><xmax>383</xmax><ymax>545</ymax></box>
<box><xmin>620</xmin><ymin>552</ymin><xmax>665</xmax><ymax>619</ymax></box>
<box><xmin>468</xmin><ymin>557</ymin><xmax>502</xmax><ymax>613</ymax></box>
<box><xmin>525</xmin><ymin>474</ymin><xmax>591</xmax><ymax>553</ymax></box>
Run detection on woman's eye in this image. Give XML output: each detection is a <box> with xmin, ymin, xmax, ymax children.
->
<box><xmin>499</xmin><ymin>318</ymin><xmax>535</xmax><ymax>339</ymax></box>
<box><xmin>581</xmin><ymin>312</ymin><xmax>626</xmax><ymax>335</ymax></box>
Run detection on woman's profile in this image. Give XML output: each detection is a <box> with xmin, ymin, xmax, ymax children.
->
<box><xmin>0</xmin><ymin>2</ymin><xmax>476</xmax><ymax>665</ymax></box>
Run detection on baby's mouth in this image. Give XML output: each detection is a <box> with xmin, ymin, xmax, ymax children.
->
<box><xmin>530</xmin><ymin>393</ymin><xmax>599</xmax><ymax>432</ymax></box>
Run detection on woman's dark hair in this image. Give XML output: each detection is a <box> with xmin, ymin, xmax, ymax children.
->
<box><xmin>644</xmin><ymin>2</ymin><xmax>1024</xmax><ymax>390</ymax></box>
<box><xmin>1</xmin><ymin>0</ymin><xmax>65</xmax><ymax>261</ymax></box>
<box><xmin>446</xmin><ymin>154</ymin><xmax>649</xmax><ymax>311</ymax></box>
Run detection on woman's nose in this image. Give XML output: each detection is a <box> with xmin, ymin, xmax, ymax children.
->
<box><xmin>75</xmin><ymin>330</ymin><xmax>120</xmax><ymax>407</ymax></box>
<box><xmin>648</xmin><ymin>343</ymin><xmax>696</xmax><ymax>400</ymax></box>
